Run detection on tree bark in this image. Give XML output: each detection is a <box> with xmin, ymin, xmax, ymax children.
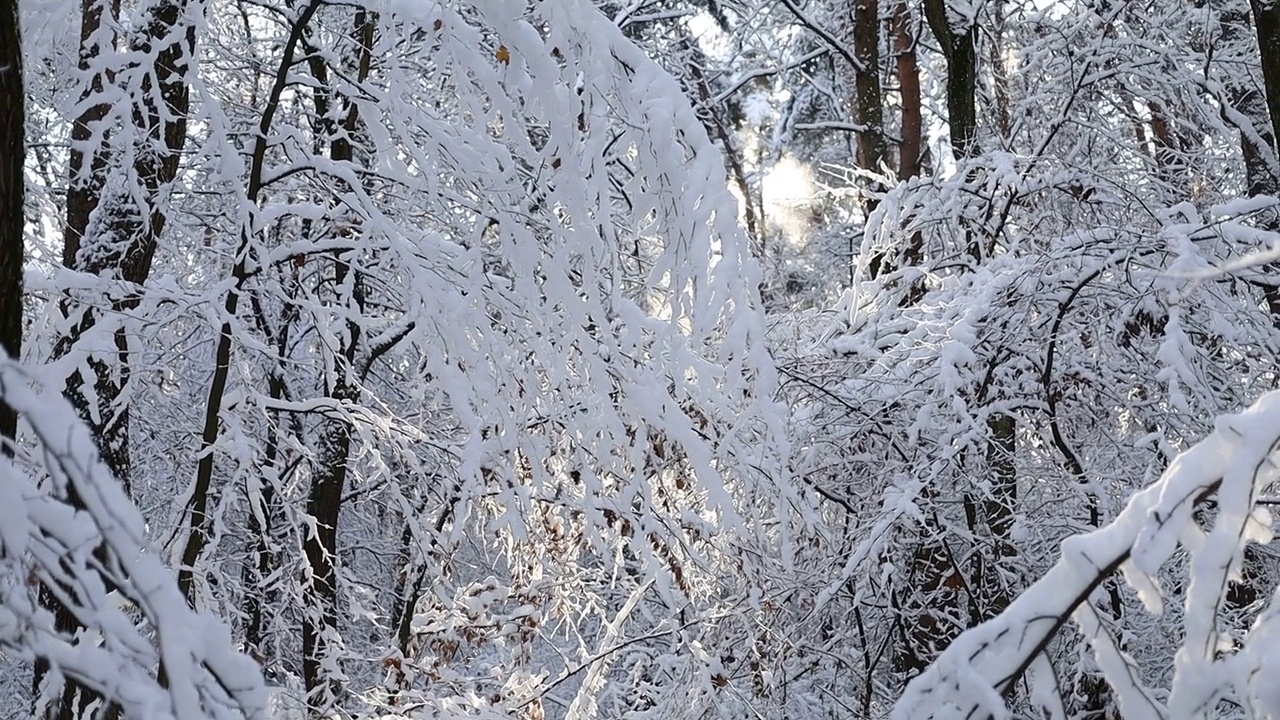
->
<box><xmin>177</xmin><ymin>0</ymin><xmax>322</xmax><ymax>602</ymax></box>
<box><xmin>303</xmin><ymin>398</ymin><xmax>356</xmax><ymax>714</ymax></box>
<box><xmin>1147</xmin><ymin>99</ymin><xmax>1189</xmax><ymax>195</ymax></box>
<box><xmin>61</xmin><ymin>0</ymin><xmax>114</xmax><ymax>270</ymax></box>
<box><xmin>868</xmin><ymin>0</ymin><xmax>925</xmax><ymax>297</ymax></box>
<box><xmin>1226</xmin><ymin>5</ymin><xmax>1280</xmax><ymax>330</ymax></box>
<box><xmin>241</xmin><ymin>279</ymin><xmax>300</xmax><ymax>664</ymax></box>
<box><xmin>893</xmin><ymin>0</ymin><xmax>922</xmax><ymax>182</ymax></box>
<box><xmin>43</xmin><ymin>9</ymin><xmax>196</xmax><ymax>717</ymax></box>
<box><xmin>984</xmin><ymin>413</ymin><xmax>1016</xmax><ymax>570</ymax></box>
<box><xmin>1228</xmin><ymin>5</ymin><xmax>1280</xmax><ymax>197</ymax></box>
<box><xmin>894</xmin><ymin>2</ymin><xmax>1023</xmax><ymax>684</ymax></box>
<box><xmin>923</xmin><ymin>0</ymin><xmax>977</xmax><ymax>159</ymax></box>
<box><xmin>853</xmin><ymin>0</ymin><xmax>885</xmax><ymax>175</ymax></box>
<box><xmin>1251</xmin><ymin>0</ymin><xmax>1280</xmax><ymax>148</ymax></box>
<box><xmin>0</xmin><ymin>0</ymin><xmax>22</xmax><ymax>447</ymax></box>
<box><xmin>57</xmin><ymin>0</ymin><xmax>195</xmax><ymax>483</ymax></box>
<box><xmin>987</xmin><ymin>0</ymin><xmax>1012</xmax><ymax>145</ymax></box>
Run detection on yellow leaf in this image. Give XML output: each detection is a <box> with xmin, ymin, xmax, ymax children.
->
<box><xmin>495</xmin><ymin>45</ymin><xmax>510</xmax><ymax>64</ymax></box>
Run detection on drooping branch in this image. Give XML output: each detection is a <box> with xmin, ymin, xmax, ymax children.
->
<box><xmin>0</xmin><ymin>362</ymin><xmax>268</xmax><ymax>720</ymax></box>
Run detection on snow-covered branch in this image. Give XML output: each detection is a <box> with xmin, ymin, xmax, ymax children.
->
<box><xmin>893</xmin><ymin>391</ymin><xmax>1280</xmax><ymax>720</ymax></box>
<box><xmin>0</xmin><ymin>360</ymin><xmax>266</xmax><ymax>720</ymax></box>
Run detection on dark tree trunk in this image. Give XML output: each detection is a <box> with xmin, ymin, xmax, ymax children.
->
<box><xmin>923</xmin><ymin>0</ymin><xmax>979</xmax><ymax>275</ymax></box>
<box><xmin>178</xmin><ymin>0</ymin><xmax>321</xmax><ymax>604</ymax></box>
<box><xmin>0</xmin><ymin>0</ymin><xmax>22</xmax><ymax>447</ymax></box>
<box><xmin>1147</xmin><ymin>99</ymin><xmax>1189</xmax><ymax>195</ymax></box>
<box><xmin>295</xmin><ymin>10</ymin><xmax>374</xmax><ymax>716</ymax></box>
<box><xmin>892</xmin><ymin>3</ymin><xmax>1022</xmax><ymax>686</ymax></box>
<box><xmin>987</xmin><ymin>0</ymin><xmax>1012</xmax><ymax>145</ymax></box>
<box><xmin>56</xmin><ymin>0</ymin><xmax>117</xmax><ymax>488</ymax></box>
<box><xmin>923</xmin><ymin>0</ymin><xmax>977</xmax><ymax>160</ymax></box>
<box><xmin>1225</xmin><ymin>5</ymin><xmax>1280</xmax><ymax>197</ymax></box>
<box><xmin>35</xmin><ymin>1</ymin><xmax>120</xmax><ymax>715</ymax></box>
<box><xmin>241</xmin><ymin>277</ymin><xmax>300</xmax><ymax>663</ymax></box>
<box><xmin>1252</xmin><ymin>0</ymin><xmax>1280</xmax><ymax>148</ymax></box>
<box><xmin>853</xmin><ymin>0</ymin><xmax>885</xmax><ymax>175</ymax></box>
<box><xmin>1227</xmin><ymin>5</ymin><xmax>1280</xmax><ymax>332</ymax></box>
<box><xmin>984</xmin><ymin>413</ymin><xmax>1017</xmax><ymax>574</ymax></box>
<box><xmin>61</xmin><ymin>0</ymin><xmax>114</xmax><ymax>270</ymax></box>
<box><xmin>869</xmin><ymin>0</ymin><xmax>925</xmax><ymax>300</ymax></box>
<box><xmin>302</xmin><ymin>404</ymin><xmax>356</xmax><ymax>713</ymax></box>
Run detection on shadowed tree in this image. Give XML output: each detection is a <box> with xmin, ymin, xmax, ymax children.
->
<box><xmin>0</xmin><ymin>0</ymin><xmax>22</xmax><ymax>446</ymax></box>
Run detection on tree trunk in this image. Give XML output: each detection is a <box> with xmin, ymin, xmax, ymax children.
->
<box><xmin>984</xmin><ymin>413</ymin><xmax>1016</xmax><ymax>583</ymax></box>
<box><xmin>923</xmin><ymin>0</ymin><xmax>977</xmax><ymax>160</ymax></box>
<box><xmin>1225</xmin><ymin>5</ymin><xmax>1280</xmax><ymax>197</ymax></box>
<box><xmin>853</xmin><ymin>0</ymin><xmax>885</xmax><ymax>175</ymax></box>
<box><xmin>0</xmin><ymin>0</ymin><xmax>22</xmax><ymax>446</ymax></box>
<box><xmin>302</xmin><ymin>405</ymin><xmax>356</xmax><ymax>714</ymax></box>
<box><xmin>1147</xmin><ymin>99</ymin><xmax>1189</xmax><ymax>195</ymax></box>
<box><xmin>892</xmin><ymin>3</ymin><xmax>1024</xmax><ymax>686</ymax></box>
<box><xmin>987</xmin><ymin>0</ymin><xmax>1012</xmax><ymax>145</ymax></box>
<box><xmin>297</xmin><ymin>10</ymin><xmax>374</xmax><ymax>715</ymax></box>
<box><xmin>241</xmin><ymin>279</ymin><xmax>300</xmax><ymax>664</ymax></box>
<box><xmin>1227</xmin><ymin>5</ymin><xmax>1280</xmax><ymax>334</ymax></box>
<box><xmin>177</xmin><ymin>0</ymin><xmax>322</xmax><ymax>602</ymax></box>
<box><xmin>890</xmin><ymin>0</ymin><xmax>925</xmax><ymax>297</ymax></box>
<box><xmin>42</xmin><ymin>3</ymin><xmax>195</xmax><ymax>712</ymax></box>
<box><xmin>1251</xmin><ymin>0</ymin><xmax>1280</xmax><ymax>148</ymax></box>
<box><xmin>57</xmin><ymin>0</ymin><xmax>195</xmax><ymax>483</ymax></box>
<box><xmin>894</xmin><ymin>0</ymin><xmax>922</xmax><ymax>182</ymax></box>
<box><xmin>61</xmin><ymin>0</ymin><xmax>114</xmax><ymax>270</ymax></box>
<box><xmin>55</xmin><ymin>0</ymin><xmax>117</xmax><ymax>491</ymax></box>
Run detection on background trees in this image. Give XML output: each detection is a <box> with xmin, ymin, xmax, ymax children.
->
<box><xmin>10</xmin><ymin>0</ymin><xmax>789</xmax><ymax>717</ymax></box>
<box><xmin>6</xmin><ymin>0</ymin><xmax>1280</xmax><ymax>718</ymax></box>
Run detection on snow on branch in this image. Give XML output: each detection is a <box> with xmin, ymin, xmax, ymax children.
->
<box><xmin>0</xmin><ymin>360</ymin><xmax>266</xmax><ymax>720</ymax></box>
<box><xmin>892</xmin><ymin>390</ymin><xmax>1280</xmax><ymax>720</ymax></box>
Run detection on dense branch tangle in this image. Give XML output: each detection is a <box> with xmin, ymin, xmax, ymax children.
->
<box><xmin>158</xmin><ymin>0</ymin><xmax>778</xmax><ymax>717</ymax></box>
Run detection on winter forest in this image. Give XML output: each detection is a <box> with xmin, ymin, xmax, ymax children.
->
<box><xmin>9</xmin><ymin>0</ymin><xmax>1280</xmax><ymax>717</ymax></box>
